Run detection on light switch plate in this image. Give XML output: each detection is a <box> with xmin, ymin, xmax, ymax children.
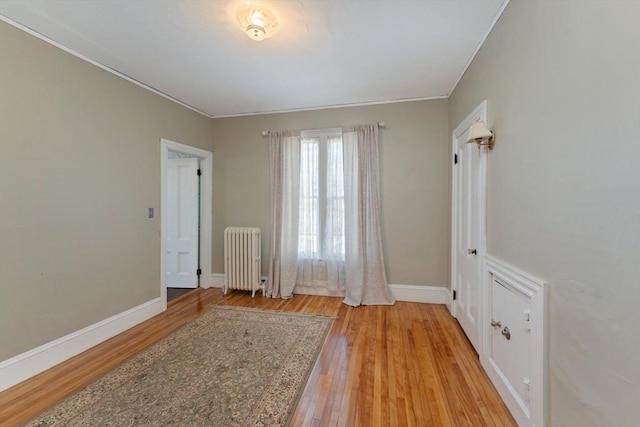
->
<box><xmin>148</xmin><ymin>208</ymin><xmax>154</xmax><ymax>218</ymax></box>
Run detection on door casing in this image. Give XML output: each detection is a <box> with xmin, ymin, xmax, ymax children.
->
<box><xmin>160</xmin><ymin>138</ymin><xmax>212</xmax><ymax>309</ymax></box>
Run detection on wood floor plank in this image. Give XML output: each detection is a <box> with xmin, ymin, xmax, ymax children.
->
<box><xmin>0</xmin><ymin>288</ymin><xmax>515</xmax><ymax>426</ymax></box>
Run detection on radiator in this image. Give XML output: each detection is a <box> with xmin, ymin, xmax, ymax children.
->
<box><xmin>224</xmin><ymin>227</ymin><xmax>264</xmax><ymax>297</ymax></box>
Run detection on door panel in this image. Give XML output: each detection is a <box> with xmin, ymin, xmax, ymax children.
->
<box><xmin>490</xmin><ymin>278</ymin><xmax>532</xmax><ymax>408</ymax></box>
<box><xmin>454</xmin><ymin>128</ymin><xmax>482</xmax><ymax>352</ymax></box>
<box><xmin>166</xmin><ymin>157</ymin><xmax>199</xmax><ymax>288</ymax></box>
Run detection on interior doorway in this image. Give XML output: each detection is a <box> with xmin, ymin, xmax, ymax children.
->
<box><xmin>166</xmin><ymin>155</ymin><xmax>199</xmax><ymax>289</ymax></box>
<box><xmin>450</xmin><ymin>101</ymin><xmax>488</xmax><ymax>354</ymax></box>
<box><xmin>160</xmin><ymin>139</ymin><xmax>212</xmax><ymax>309</ymax></box>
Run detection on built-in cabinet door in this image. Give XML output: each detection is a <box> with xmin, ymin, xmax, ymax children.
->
<box><xmin>490</xmin><ymin>278</ymin><xmax>532</xmax><ymax>412</ymax></box>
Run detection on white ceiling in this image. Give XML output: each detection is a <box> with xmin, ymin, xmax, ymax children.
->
<box><xmin>0</xmin><ymin>0</ymin><xmax>508</xmax><ymax>118</ymax></box>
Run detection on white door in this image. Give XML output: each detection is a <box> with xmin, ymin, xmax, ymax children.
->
<box><xmin>451</xmin><ymin>103</ymin><xmax>487</xmax><ymax>354</ymax></box>
<box><xmin>166</xmin><ymin>157</ymin><xmax>199</xmax><ymax>288</ymax></box>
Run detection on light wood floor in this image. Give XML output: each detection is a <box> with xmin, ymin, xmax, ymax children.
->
<box><xmin>0</xmin><ymin>288</ymin><xmax>516</xmax><ymax>426</ymax></box>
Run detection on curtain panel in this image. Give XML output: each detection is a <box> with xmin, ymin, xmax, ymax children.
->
<box><xmin>342</xmin><ymin>125</ymin><xmax>395</xmax><ymax>306</ymax></box>
<box><xmin>266</xmin><ymin>131</ymin><xmax>300</xmax><ymax>299</ymax></box>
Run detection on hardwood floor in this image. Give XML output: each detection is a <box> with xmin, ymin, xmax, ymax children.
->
<box><xmin>0</xmin><ymin>288</ymin><xmax>516</xmax><ymax>426</ymax></box>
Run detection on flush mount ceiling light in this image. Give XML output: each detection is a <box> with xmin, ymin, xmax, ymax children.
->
<box><xmin>236</xmin><ymin>4</ymin><xmax>278</xmax><ymax>41</ymax></box>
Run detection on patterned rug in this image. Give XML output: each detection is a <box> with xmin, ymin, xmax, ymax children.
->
<box><xmin>27</xmin><ymin>306</ymin><xmax>334</xmax><ymax>426</ymax></box>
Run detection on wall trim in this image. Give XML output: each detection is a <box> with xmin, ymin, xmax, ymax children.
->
<box><xmin>447</xmin><ymin>0</ymin><xmax>511</xmax><ymax>97</ymax></box>
<box><xmin>0</xmin><ymin>15</ymin><xmax>213</xmax><ymax>119</ymax></box>
<box><xmin>211</xmin><ymin>95</ymin><xmax>448</xmax><ymax>118</ymax></box>
<box><xmin>212</xmin><ymin>274</ymin><xmax>447</xmax><ymax>304</ymax></box>
<box><xmin>211</xmin><ymin>274</ymin><xmax>268</xmax><ymax>290</ymax></box>
<box><xmin>210</xmin><ymin>273</ymin><xmax>225</xmax><ymax>288</ymax></box>
<box><xmin>388</xmin><ymin>284</ymin><xmax>448</xmax><ymax>304</ymax></box>
<box><xmin>1</xmin><ymin>2</ymin><xmax>509</xmax><ymax>119</ymax></box>
<box><xmin>0</xmin><ymin>15</ymin><xmax>445</xmax><ymax>120</ymax></box>
<box><xmin>0</xmin><ymin>297</ymin><xmax>163</xmax><ymax>392</ymax></box>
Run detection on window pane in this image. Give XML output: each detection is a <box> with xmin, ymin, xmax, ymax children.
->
<box><xmin>298</xmin><ymin>133</ymin><xmax>345</xmax><ymax>259</ymax></box>
<box><xmin>299</xmin><ymin>138</ymin><xmax>319</xmax><ymax>256</ymax></box>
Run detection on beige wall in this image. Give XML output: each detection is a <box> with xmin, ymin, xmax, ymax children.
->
<box><xmin>211</xmin><ymin>100</ymin><xmax>450</xmax><ymax>287</ymax></box>
<box><xmin>448</xmin><ymin>1</ymin><xmax>640</xmax><ymax>426</ymax></box>
<box><xmin>0</xmin><ymin>22</ymin><xmax>213</xmax><ymax>360</ymax></box>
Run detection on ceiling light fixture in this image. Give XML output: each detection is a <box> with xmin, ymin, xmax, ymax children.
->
<box><xmin>236</xmin><ymin>4</ymin><xmax>278</xmax><ymax>41</ymax></box>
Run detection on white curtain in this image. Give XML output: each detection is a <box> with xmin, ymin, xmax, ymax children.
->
<box><xmin>266</xmin><ymin>131</ymin><xmax>300</xmax><ymax>299</ymax></box>
<box><xmin>342</xmin><ymin>125</ymin><xmax>395</xmax><ymax>306</ymax></box>
<box><xmin>295</xmin><ymin>133</ymin><xmax>346</xmax><ymax>297</ymax></box>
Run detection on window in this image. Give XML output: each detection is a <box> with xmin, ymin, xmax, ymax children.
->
<box><xmin>298</xmin><ymin>129</ymin><xmax>345</xmax><ymax>259</ymax></box>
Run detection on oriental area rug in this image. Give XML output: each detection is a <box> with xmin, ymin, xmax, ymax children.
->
<box><xmin>27</xmin><ymin>306</ymin><xmax>334</xmax><ymax>427</ymax></box>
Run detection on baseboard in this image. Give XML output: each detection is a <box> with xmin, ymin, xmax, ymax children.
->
<box><xmin>0</xmin><ymin>297</ymin><xmax>163</xmax><ymax>392</ymax></box>
<box><xmin>212</xmin><ymin>274</ymin><xmax>447</xmax><ymax>304</ymax></box>
<box><xmin>210</xmin><ymin>273</ymin><xmax>225</xmax><ymax>288</ymax></box>
<box><xmin>211</xmin><ymin>274</ymin><xmax>267</xmax><ymax>289</ymax></box>
<box><xmin>388</xmin><ymin>284</ymin><xmax>448</xmax><ymax>304</ymax></box>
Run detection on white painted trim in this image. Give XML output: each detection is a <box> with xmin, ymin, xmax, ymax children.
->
<box><xmin>0</xmin><ymin>14</ymin><xmax>445</xmax><ymax>119</ymax></box>
<box><xmin>213</xmin><ymin>274</ymin><xmax>267</xmax><ymax>290</ymax></box>
<box><xmin>211</xmin><ymin>95</ymin><xmax>448</xmax><ymax>118</ymax></box>
<box><xmin>1</xmin><ymin>1</ymin><xmax>507</xmax><ymax>119</ymax></box>
<box><xmin>482</xmin><ymin>255</ymin><xmax>547</xmax><ymax>427</ymax></box>
<box><xmin>388</xmin><ymin>284</ymin><xmax>449</xmax><ymax>304</ymax></box>
<box><xmin>447</xmin><ymin>0</ymin><xmax>511</xmax><ymax>97</ymax></box>
<box><xmin>445</xmin><ymin>288</ymin><xmax>454</xmax><ymax>313</ymax></box>
<box><xmin>215</xmin><ymin>273</ymin><xmax>447</xmax><ymax>304</ymax></box>
<box><xmin>0</xmin><ymin>14</ymin><xmax>444</xmax><ymax>119</ymax></box>
<box><xmin>210</xmin><ymin>273</ymin><xmax>225</xmax><ymax>288</ymax></box>
<box><xmin>0</xmin><ymin>15</ymin><xmax>213</xmax><ymax>119</ymax></box>
<box><xmin>161</xmin><ymin>139</ymin><xmax>213</xmax><ymax>307</ymax></box>
<box><xmin>294</xmin><ymin>284</ymin><xmax>448</xmax><ymax>304</ymax></box>
<box><xmin>0</xmin><ymin>298</ymin><xmax>162</xmax><ymax>391</ymax></box>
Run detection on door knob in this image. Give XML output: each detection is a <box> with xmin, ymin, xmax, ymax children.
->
<box><xmin>467</xmin><ymin>248</ymin><xmax>477</xmax><ymax>255</ymax></box>
<box><xmin>501</xmin><ymin>326</ymin><xmax>511</xmax><ymax>340</ymax></box>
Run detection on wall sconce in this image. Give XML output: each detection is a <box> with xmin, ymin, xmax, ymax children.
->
<box><xmin>236</xmin><ymin>4</ymin><xmax>278</xmax><ymax>41</ymax></box>
<box><xmin>466</xmin><ymin>121</ymin><xmax>495</xmax><ymax>149</ymax></box>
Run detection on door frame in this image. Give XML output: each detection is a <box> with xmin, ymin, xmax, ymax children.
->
<box><xmin>160</xmin><ymin>138</ymin><xmax>212</xmax><ymax>309</ymax></box>
<box><xmin>450</xmin><ymin>101</ymin><xmax>489</xmax><ymax>349</ymax></box>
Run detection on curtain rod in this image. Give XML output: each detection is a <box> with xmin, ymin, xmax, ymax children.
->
<box><xmin>261</xmin><ymin>121</ymin><xmax>386</xmax><ymax>137</ymax></box>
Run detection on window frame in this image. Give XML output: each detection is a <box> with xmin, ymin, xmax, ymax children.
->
<box><xmin>299</xmin><ymin>128</ymin><xmax>343</xmax><ymax>259</ymax></box>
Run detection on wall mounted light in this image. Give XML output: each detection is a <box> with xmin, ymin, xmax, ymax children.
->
<box><xmin>466</xmin><ymin>121</ymin><xmax>495</xmax><ymax>149</ymax></box>
<box><xmin>236</xmin><ymin>4</ymin><xmax>278</xmax><ymax>41</ymax></box>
